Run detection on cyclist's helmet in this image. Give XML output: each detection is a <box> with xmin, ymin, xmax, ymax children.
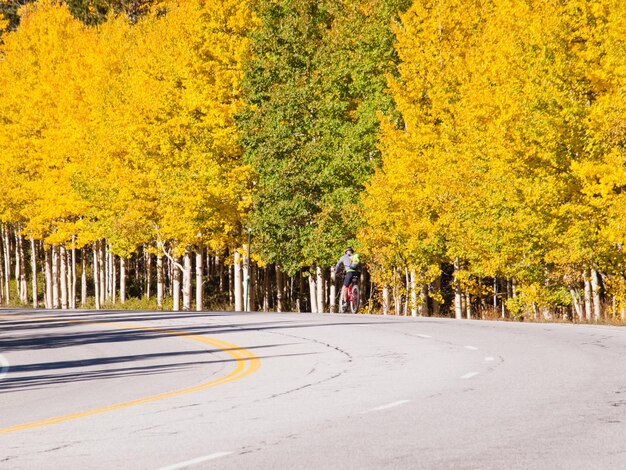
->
<box><xmin>345</xmin><ymin>246</ymin><xmax>354</xmax><ymax>254</ymax></box>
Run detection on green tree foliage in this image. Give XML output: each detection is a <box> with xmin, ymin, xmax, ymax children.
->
<box><xmin>239</xmin><ymin>0</ymin><xmax>410</xmax><ymax>274</ymax></box>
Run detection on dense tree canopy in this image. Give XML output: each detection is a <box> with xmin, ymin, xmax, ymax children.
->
<box><xmin>239</xmin><ymin>0</ymin><xmax>410</xmax><ymax>274</ymax></box>
<box><xmin>0</xmin><ymin>0</ymin><xmax>624</xmax><ymax>319</ymax></box>
<box><xmin>360</xmin><ymin>0</ymin><xmax>626</xmax><ymax>319</ymax></box>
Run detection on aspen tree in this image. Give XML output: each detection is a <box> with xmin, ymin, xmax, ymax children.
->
<box><xmin>119</xmin><ymin>258</ymin><xmax>126</xmax><ymax>304</ymax></box>
<box><xmin>183</xmin><ymin>251</ymin><xmax>192</xmax><ymax>311</ymax></box>
<box><xmin>52</xmin><ymin>246</ymin><xmax>59</xmax><ymax>309</ymax></box>
<box><xmin>234</xmin><ymin>251</ymin><xmax>243</xmax><ymax>311</ymax></box>
<box><xmin>156</xmin><ymin>255</ymin><xmax>163</xmax><ymax>308</ymax></box>
<box><xmin>0</xmin><ymin>237</ymin><xmax>4</xmax><ymax>305</ymax></box>
<box><xmin>172</xmin><ymin>256</ymin><xmax>181</xmax><ymax>312</ymax></box>
<box><xmin>308</xmin><ymin>273</ymin><xmax>318</xmax><ymax>314</ymax></box>
<box><xmin>81</xmin><ymin>249</ymin><xmax>87</xmax><ymax>307</ymax></box>
<box><xmin>29</xmin><ymin>237</ymin><xmax>37</xmax><ymax>307</ymax></box>
<box><xmin>2</xmin><ymin>228</ymin><xmax>9</xmax><ymax>303</ymax></box>
<box><xmin>44</xmin><ymin>247</ymin><xmax>52</xmax><ymax>309</ymax></box>
<box><xmin>316</xmin><ymin>266</ymin><xmax>325</xmax><ymax>314</ymax></box>
<box><xmin>93</xmin><ymin>244</ymin><xmax>100</xmax><ymax>310</ymax></box>
<box><xmin>14</xmin><ymin>230</ymin><xmax>20</xmax><ymax>302</ymax></box>
<box><xmin>60</xmin><ymin>246</ymin><xmax>67</xmax><ymax>309</ymax></box>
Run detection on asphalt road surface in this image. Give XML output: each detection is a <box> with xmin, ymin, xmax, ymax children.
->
<box><xmin>1</xmin><ymin>310</ymin><xmax>626</xmax><ymax>469</ymax></box>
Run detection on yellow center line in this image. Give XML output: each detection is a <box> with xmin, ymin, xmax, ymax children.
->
<box><xmin>0</xmin><ymin>315</ymin><xmax>260</xmax><ymax>435</ymax></box>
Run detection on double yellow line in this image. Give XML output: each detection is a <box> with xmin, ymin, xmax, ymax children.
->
<box><xmin>0</xmin><ymin>316</ymin><xmax>260</xmax><ymax>435</ymax></box>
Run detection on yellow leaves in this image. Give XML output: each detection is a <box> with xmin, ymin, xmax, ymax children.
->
<box><xmin>361</xmin><ymin>0</ymin><xmax>626</xmax><ymax>312</ymax></box>
<box><xmin>0</xmin><ymin>0</ymin><xmax>257</xmax><ymax>256</ymax></box>
<box><xmin>0</xmin><ymin>12</ymin><xmax>8</xmax><ymax>34</ymax></box>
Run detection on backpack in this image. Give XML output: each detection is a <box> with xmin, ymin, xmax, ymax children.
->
<box><xmin>349</xmin><ymin>253</ymin><xmax>361</xmax><ymax>271</ymax></box>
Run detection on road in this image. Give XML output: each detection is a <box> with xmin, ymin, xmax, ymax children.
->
<box><xmin>1</xmin><ymin>310</ymin><xmax>626</xmax><ymax>469</ymax></box>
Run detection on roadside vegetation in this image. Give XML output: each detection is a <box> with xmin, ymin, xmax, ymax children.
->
<box><xmin>0</xmin><ymin>0</ymin><xmax>625</xmax><ymax>322</ymax></box>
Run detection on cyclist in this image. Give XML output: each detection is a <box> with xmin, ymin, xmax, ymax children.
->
<box><xmin>335</xmin><ymin>246</ymin><xmax>361</xmax><ymax>304</ymax></box>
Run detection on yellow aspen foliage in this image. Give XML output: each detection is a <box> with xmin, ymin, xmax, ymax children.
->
<box><xmin>361</xmin><ymin>0</ymin><xmax>626</xmax><ymax>317</ymax></box>
<box><xmin>0</xmin><ymin>0</ymin><xmax>257</xmax><ymax>259</ymax></box>
<box><xmin>0</xmin><ymin>1</ymin><xmax>94</xmax><ymax>244</ymax></box>
<box><xmin>360</xmin><ymin>0</ymin><xmax>491</xmax><ymax>286</ymax></box>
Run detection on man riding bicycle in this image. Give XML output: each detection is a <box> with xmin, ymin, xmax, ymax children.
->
<box><xmin>335</xmin><ymin>246</ymin><xmax>361</xmax><ymax>304</ymax></box>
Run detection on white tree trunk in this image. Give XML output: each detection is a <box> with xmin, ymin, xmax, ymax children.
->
<box><xmin>382</xmin><ymin>284</ymin><xmax>390</xmax><ymax>315</ymax></box>
<box><xmin>145</xmin><ymin>249</ymin><xmax>152</xmax><ymax>300</ymax></box>
<box><xmin>173</xmin><ymin>257</ymin><xmax>181</xmax><ymax>311</ymax></box>
<box><xmin>71</xmin><ymin>242</ymin><xmax>76</xmax><ymax>309</ymax></box>
<box><xmin>156</xmin><ymin>255</ymin><xmax>163</xmax><ymax>308</ymax></box>
<box><xmin>14</xmin><ymin>230</ymin><xmax>21</xmax><ymax>303</ymax></box>
<box><xmin>242</xmin><ymin>246</ymin><xmax>249</xmax><ymax>312</ymax></box>
<box><xmin>493</xmin><ymin>277</ymin><xmax>498</xmax><ymax>309</ymax></box>
<box><xmin>183</xmin><ymin>250</ymin><xmax>192</xmax><ymax>311</ymax></box>
<box><xmin>111</xmin><ymin>254</ymin><xmax>117</xmax><ymax>305</ymax></box>
<box><xmin>329</xmin><ymin>269</ymin><xmax>336</xmax><ymax>313</ymax></box>
<box><xmin>93</xmin><ymin>243</ymin><xmax>100</xmax><ymax>310</ymax></box>
<box><xmin>453</xmin><ymin>258</ymin><xmax>463</xmax><ymax>320</ymax></box>
<box><xmin>228</xmin><ymin>262</ymin><xmax>233</xmax><ymax>306</ymax></box>
<box><xmin>248</xmin><ymin>264</ymin><xmax>252</xmax><ymax>312</ymax></box>
<box><xmin>60</xmin><ymin>246</ymin><xmax>67</xmax><ymax>309</ymax></box>
<box><xmin>2</xmin><ymin>227</ymin><xmax>10</xmax><ymax>304</ymax></box>
<box><xmin>0</xmin><ymin>234</ymin><xmax>4</xmax><ymax>305</ymax></box>
<box><xmin>569</xmin><ymin>287</ymin><xmax>583</xmax><ymax>321</ymax></box>
<box><xmin>110</xmin><ymin>249</ymin><xmax>116</xmax><ymax>303</ymax></box>
<box><xmin>98</xmin><ymin>242</ymin><xmax>105</xmax><ymax>307</ymax></box>
<box><xmin>410</xmin><ymin>270</ymin><xmax>418</xmax><ymax>317</ymax></box>
<box><xmin>66</xmin><ymin>248</ymin><xmax>72</xmax><ymax>309</ymax></box>
<box><xmin>393</xmin><ymin>270</ymin><xmax>402</xmax><ymax>315</ymax></box>
<box><xmin>52</xmin><ymin>245</ymin><xmax>59</xmax><ymax>309</ymax></box>
<box><xmin>316</xmin><ymin>266</ymin><xmax>324</xmax><ymax>314</ymax></box>
<box><xmin>30</xmin><ymin>237</ymin><xmax>37</xmax><ymax>308</ymax></box>
<box><xmin>105</xmin><ymin>245</ymin><xmax>111</xmax><ymax>302</ymax></box>
<box><xmin>59</xmin><ymin>245</ymin><xmax>70</xmax><ymax>310</ymax></box>
<box><xmin>168</xmin><ymin>255</ymin><xmax>174</xmax><ymax>297</ymax></box>
<box><xmin>276</xmin><ymin>266</ymin><xmax>284</xmax><ymax>313</ymax></box>
<box><xmin>81</xmin><ymin>249</ymin><xmax>87</xmax><ymax>307</ymax></box>
<box><xmin>17</xmin><ymin>233</ymin><xmax>27</xmax><ymax>304</ymax></box>
<box><xmin>234</xmin><ymin>250</ymin><xmax>243</xmax><ymax>311</ymax></box>
<box><xmin>308</xmin><ymin>273</ymin><xmax>318</xmax><ymax>313</ymax></box>
<box><xmin>584</xmin><ymin>270</ymin><xmax>592</xmax><ymax>321</ymax></box>
<box><xmin>217</xmin><ymin>254</ymin><xmax>224</xmax><ymax>293</ymax></box>
<box><xmin>591</xmin><ymin>268</ymin><xmax>602</xmax><ymax>321</ymax></box>
<box><xmin>120</xmin><ymin>257</ymin><xmax>126</xmax><ymax>304</ymax></box>
<box><xmin>263</xmin><ymin>267</ymin><xmax>270</xmax><ymax>312</ymax></box>
<box><xmin>196</xmin><ymin>247</ymin><xmax>203</xmax><ymax>311</ymax></box>
<box><xmin>44</xmin><ymin>247</ymin><xmax>52</xmax><ymax>309</ymax></box>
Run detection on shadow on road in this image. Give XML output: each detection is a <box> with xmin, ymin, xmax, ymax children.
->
<box><xmin>0</xmin><ymin>310</ymin><xmax>422</xmax><ymax>353</ymax></box>
<box><xmin>0</xmin><ymin>350</ymin><xmax>317</xmax><ymax>393</ymax></box>
<box><xmin>0</xmin><ymin>310</ymin><xmax>424</xmax><ymax>393</ymax></box>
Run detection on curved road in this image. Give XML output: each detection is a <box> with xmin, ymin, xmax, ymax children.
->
<box><xmin>1</xmin><ymin>310</ymin><xmax>626</xmax><ymax>469</ymax></box>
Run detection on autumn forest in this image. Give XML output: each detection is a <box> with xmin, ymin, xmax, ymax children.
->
<box><xmin>0</xmin><ymin>0</ymin><xmax>625</xmax><ymax>322</ymax></box>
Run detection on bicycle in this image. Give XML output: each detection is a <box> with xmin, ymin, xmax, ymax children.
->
<box><xmin>339</xmin><ymin>273</ymin><xmax>360</xmax><ymax>314</ymax></box>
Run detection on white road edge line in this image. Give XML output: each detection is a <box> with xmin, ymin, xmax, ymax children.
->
<box><xmin>416</xmin><ymin>334</ymin><xmax>431</xmax><ymax>338</ymax></box>
<box><xmin>365</xmin><ymin>400</ymin><xmax>411</xmax><ymax>413</ymax></box>
<box><xmin>461</xmin><ymin>372</ymin><xmax>479</xmax><ymax>379</ymax></box>
<box><xmin>465</xmin><ymin>346</ymin><xmax>478</xmax><ymax>350</ymax></box>
<box><xmin>156</xmin><ymin>452</ymin><xmax>233</xmax><ymax>470</ymax></box>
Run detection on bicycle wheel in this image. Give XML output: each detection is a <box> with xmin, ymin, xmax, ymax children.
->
<box><xmin>349</xmin><ymin>285</ymin><xmax>360</xmax><ymax>313</ymax></box>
